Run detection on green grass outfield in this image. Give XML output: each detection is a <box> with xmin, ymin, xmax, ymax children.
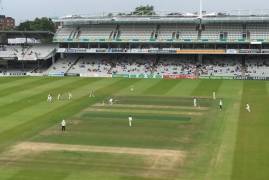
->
<box><xmin>0</xmin><ymin>77</ymin><xmax>268</xmax><ymax>180</ymax></box>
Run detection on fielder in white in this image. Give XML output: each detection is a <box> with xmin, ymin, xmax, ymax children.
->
<box><xmin>129</xmin><ymin>116</ymin><xmax>133</xmax><ymax>127</ymax></box>
<box><xmin>219</xmin><ymin>99</ymin><xmax>223</xmax><ymax>111</ymax></box>
<box><xmin>193</xmin><ymin>97</ymin><xmax>197</xmax><ymax>107</ymax></box>
<box><xmin>89</xmin><ymin>89</ymin><xmax>95</xmax><ymax>98</ymax></box>
<box><xmin>246</xmin><ymin>104</ymin><xmax>251</xmax><ymax>112</ymax></box>
<box><xmin>57</xmin><ymin>94</ymin><xmax>61</xmax><ymax>101</ymax></box>
<box><xmin>47</xmin><ymin>94</ymin><xmax>52</xmax><ymax>102</ymax></box>
<box><xmin>213</xmin><ymin>91</ymin><xmax>216</xmax><ymax>100</ymax></box>
<box><xmin>68</xmin><ymin>92</ymin><xmax>72</xmax><ymax>100</ymax></box>
<box><xmin>61</xmin><ymin>119</ymin><xmax>66</xmax><ymax>132</ymax></box>
<box><xmin>109</xmin><ymin>98</ymin><xmax>113</xmax><ymax>105</ymax></box>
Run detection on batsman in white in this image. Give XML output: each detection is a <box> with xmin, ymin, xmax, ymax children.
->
<box><xmin>246</xmin><ymin>104</ymin><xmax>251</xmax><ymax>112</ymax></box>
<box><xmin>129</xmin><ymin>115</ymin><xmax>133</xmax><ymax>127</ymax></box>
<box><xmin>193</xmin><ymin>97</ymin><xmax>197</xmax><ymax>107</ymax></box>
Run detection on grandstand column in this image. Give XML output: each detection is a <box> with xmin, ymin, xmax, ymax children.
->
<box><xmin>241</xmin><ymin>55</ymin><xmax>246</xmax><ymax>76</ymax></box>
<box><xmin>52</xmin><ymin>56</ymin><xmax>55</xmax><ymax>64</ymax></box>
<box><xmin>37</xmin><ymin>60</ymin><xmax>40</xmax><ymax>70</ymax></box>
<box><xmin>198</xmin><ymin>54</ymin><xmax>203</xmax><ymax>64</ymax></box>
<box><xmin>21</xmin><ymin>61</ymin><xmax>25</xmax><ymax>72</ymax></box>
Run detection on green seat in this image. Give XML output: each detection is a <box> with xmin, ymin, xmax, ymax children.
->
<box><xmin>237</xmin><ymin>39</ymin><xmax>245</xmax><ymax>42</ymax></box>
<box><xmin>257</xmin><ymin>39</ymin><xmax>264</xmax><ymax>42</ymax></box>
<box><xmin>183</xmin><ymin>39</ymin><xmax>191</xmax><ymax>42</ymax></box>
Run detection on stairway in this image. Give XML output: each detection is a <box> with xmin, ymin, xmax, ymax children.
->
<box><xmin>66</xmin><ymin>56</ymin><xmax>81</xmax><ymax>74</ymax></box>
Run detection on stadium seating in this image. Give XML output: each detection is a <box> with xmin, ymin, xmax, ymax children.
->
<box><xmin>119</xmin><ymin>25</ymin><xmax>156</xmax><ymax>41</ymax></box>
<box><xmin>45</xmin><ymin>56</ymin><xmax>76</xmax><ymax>75</ymax></box>
<box><xmin>54</xmin><ymin>27</ymin><xmax>74</xmax><ymax>40</ymax></box>
<box><xmin>54</xmin><ymin>23</ymin><xmax>269</xmax><ymax>43</ymax></box>
<box><xmin>109</xmin><ymin>56</ymin><xmax>154</xmax><ymax>74</ymax></box>
<box><xmin>68</xmin><ymin>55</ymin><xmax>112</xmax><ymax>76</ymax></box>
<box><xmin>201</xmin><ymin>25</ymin><xmax>220</xmax><ymax>41</ymax></box>
<box><xmin>0</xmin><ymin>45</ymin><xmax>56</xmax><ymax>61</ymax></box>
<box><xmin>0</xmin><ymin>46</ymin><xmax>17</xmax><ymax>59</ymax></box>
<box><xmin>159</xmin><ymin>25</ymin><xmax>198</xmax><ymax>41</ymax></box>
<box><xmin>245</xmin><ymin>57</ymin><xmax>269</xmax><ymax>77</ymax></box>
<box><xmin>247</xmin><ymin>24</ymin><xmax>269</xmax><ymax>41</ymax></box>
<box><xmin>155</xmin><ymin>57</ymin><xmax>196</xmax><ymax>75</ymax></box>
<box><xmin>79</xmin><ymin>25</ymin><xmax>115</xmax><ymax>40</ymax></box>
<box><xmin>198</xmin><ymin>57</ymin><xmax>242</xmax><ymax>76</ymax></box>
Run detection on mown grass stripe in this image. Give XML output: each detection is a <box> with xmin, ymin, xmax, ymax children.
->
<box><xmin>92</xmin><ymin>104</ymin><xmax>208</xmax><ymax>111</ymax></box>
<box><xmin>96</xmin><ymin>78</ymin><xmax>141</xmax><ymax>97</ymax></box>
<box><xmin>191</xmin><ymin>79</ymin><xmax>223</xmax><ymax>97</ymax></box>
<box><xmin>143</xmin><ymin>80</ymin><xmax>181</xmax><ymax>95</ymax></box>
<box><xmin>85</xmin><ymin>107</ymin><xmax>203</xmax><ymax>116</ymax></box>
<box><xmin>0</xmin><ymin>78</ymin><xmax>138</xmax><ymax>152</ymax></box>
<box><xmin>0</xmin><ymin>77</ymin><xmax>60</xmax><ymax>98</ymax></box>
<box><xmin>0</xmin><ymin>77</ymin><xmax>23</xmax><ymax>85</ymax></box>
<box><xmin>115</xmin><ymin>79</ymin><xmax>161</xmax><ymax>96</ymax></box>
<box><xmin>232</xmin><ymin>81</ymin><xmax>269</xmax><ymax>180</ymax></box>
<box><xmin>81</xmin><ymin>111</ymin><xmax>191</xmax><ymax>121</ymax></box>
<box><xmin>0</xmin><ymin>77</ymin><xmax>79</xmax><ymax>106</ymax></box>
<box><xmin>166</xmin><ymin>80</ymin><xmax>201</xmax><ymax>97</ymax></box>
<box><xmin>0</xmin><ymin>78</ymin><xmax>100</xmax><ymax>119</ymax></box>
<box><xmin>114</xmin><ymin>96</ymin><xmax>211</xmax><ymax>107</ymax></box>
<box><xmin>204</xmin><ymin>80</ymin><xmax>243</xmax><ymax>180</ymax></box>
<box><xmin>0</xmin><ymin>77</ymin><xmax>39</xmax><ymax>92</ymax></box>
<box><xmin>0</xmin><ymin>78</ymin><xmax>118</xmax><ymax>134</ymax></box>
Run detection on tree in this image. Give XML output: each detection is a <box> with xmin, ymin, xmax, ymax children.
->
<box><xmin>132</xmin><ymin>5</ymin><xmax>156</xmax><ymax>15</ymax></box>
<box><xmin>16</xmin><ymin>17</ymin><xmax>56</xmax><ymax>32</ymax></box>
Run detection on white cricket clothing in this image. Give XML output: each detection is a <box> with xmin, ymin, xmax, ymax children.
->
<box><xmin>219</xmin><ymin>100</ymin><xmax>223</xmax><ymax>106</ymax></box>
<box><xmin>68</xmin><ymin>93</ymin><xmax>72</xmax><ymax>100</ymax></box>
<box><xmin>89</xmin><ymin>90</ymin><xmax>94</xmax><ymax>97</ymax></box>
<box><xmin>246</xmin><ymin>104</ymin><xmax>251</xmax><ymax>112</ymax></box>
<box><xmin>193</xmin><ymin>98</ymin><xmax>197</xmax><ymax>107</ymax></box>
<box><xmin>109</xmin><ymin>98</ymin><xmax>113</xmax><ymax>105</ymax></box>
<box><xmin>47</xmin><ymin>95</ymin><xmax>52</xmax><ymax>102</ymax></box>
<box><xmin>61</xmin><ymin>120</ymin><xmax>66</xmax><ymax>127</ymax></box>
<box><xmin>129</xmin><ymin>117</ymin><xmax>133</xmax><ymax>127</ymax></box>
